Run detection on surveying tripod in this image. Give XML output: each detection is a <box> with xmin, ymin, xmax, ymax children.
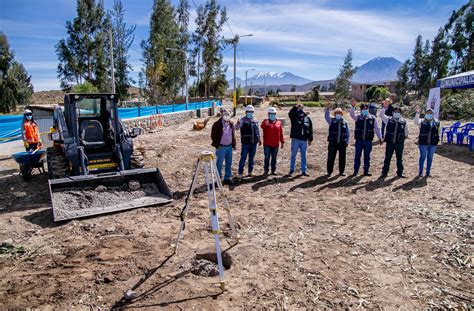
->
<box><xmin>174</xmin><ymin>151</ymin><xmax>239</xmax><ymax>290</ymax></box>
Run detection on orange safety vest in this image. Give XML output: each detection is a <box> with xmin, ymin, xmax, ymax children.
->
<box><xmin>23</xmin><ymin>121</ymin><xmax>40</xmax><ymax>143</ymax></box>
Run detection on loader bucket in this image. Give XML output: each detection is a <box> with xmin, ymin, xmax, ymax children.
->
<box><xmin>49</xmin><ymin>168</ymin><xmax>172</xmax><ymax>221</ymax></box>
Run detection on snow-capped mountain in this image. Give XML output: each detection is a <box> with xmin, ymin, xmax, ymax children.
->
<box><xmin>352</xmin><ymin>57</ymin><xmax>402</xmax><ymax>83</ymax></box>
<box><xmin>228</xmin><ymin>72</ymin><xmax>312</xmax><ymax>87</ymax></box>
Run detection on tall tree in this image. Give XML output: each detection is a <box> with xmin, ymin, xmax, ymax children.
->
<box><xmin>0</xmin><ymin>32</ymin><xmax>34</xmax><ymax>113</ymax></box>
<box><xmin>175</xmin><ymin>0</ymin><xmax>190</xmax><ymax>96</ymax></box>
<box><xmin>56</xmin><ymin>0</ymin><xmax>109</xmax><ymax>91</ymax></box>
<box><xmin>142</xmin><ymin>0</ymin><xmax>180</xmax><ymax>103</ymax></box>
<box><xmin>429</xmin><ymin>27</ymin><xmax>450</xmax><ymax>81</ymax></box>
<box><xmin>110</xmin><ymin>0</ymin><xmax>136</xmax><ymax>99</ymax></box>
<box><xmin>334</xmin><ymin>49</ymin><xmax>356</xmax><ymax>100</ymax></box>
<box><xmin>408</xmin><ymin>35</ymin><xmax>425</xmax><ymax>98</ymax></box>
<box><xmin>450</xmin><ymin>18</ymin><xmax>468</xmax><ymax>73</ymax></box>
<box><xmin>396</xmin><ymin>59</ymin><xmax>410</xmax><ymax>98</ymax></box>
<box><xmin>194</xmin><ymin>0</ymin><xmax>227</xmax><ymax>97</ymax></box>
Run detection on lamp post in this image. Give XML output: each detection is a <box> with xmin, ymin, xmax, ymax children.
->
<box><xmin>227</xmin><ymin>34</ymin><xmax>253</xmax><ymax>117</ymax></box>
<box><xmin>244</xmin><ymin>68</ymin><xmax>255</xmax><ymax>107</ymax></box>
<box><xmin>166</xmin><ymin>47</ymin><xmax>189</xmax><ymax>109</ymax></box>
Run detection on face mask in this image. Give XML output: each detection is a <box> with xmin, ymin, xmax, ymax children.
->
<box><xmin>298</xmin><ymin>110</ymin><xmax>305</xmax><ymax>117</ymax></box>
<box><xmin>335</xmin><ymin>114</ymin><xmax>342</xmax><ymax>120</ymax></box>
<box><xmin>425</xmin><ymin>114</ymin><xmax>433</xmax><ymax>120</ymax></box>
<box><xmin>223</xmin><ymin>115</ymin><xmax>230</xmax><ymax>121</ymax></box>
<box><xmin>269</xmin><ymin>114</ymin><xmax>276</xmax><ymax>121</ymax></box>
<box><xmin>246</xmin><ymin>113</ymin><xmax>254</xmax><ymax>119</ymax></box>
<box><xmin>361</xmin><ymin>110</ymin><xmax>369</xmax><ymax>117</ymax></box>
<box><xmin>393</xmin><ymin>112</ymin><xmax>401</xmax><ymax>119</ymax></box>
<box><xmin>25</xmin><ymin>115</ymin><xmax>32</xmax><ymax>120</ymax></box>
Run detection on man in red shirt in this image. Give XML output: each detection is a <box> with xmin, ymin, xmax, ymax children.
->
<box><xmin>261</xmin><ymin>107</ymin><xmax>284</xmax><ymax>176</ymax></box>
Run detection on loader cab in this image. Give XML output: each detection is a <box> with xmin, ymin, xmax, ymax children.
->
<box><xmin>62</xmin><ymin>93</ymin><xmax>132</xmax><ymax>173</ymax></box>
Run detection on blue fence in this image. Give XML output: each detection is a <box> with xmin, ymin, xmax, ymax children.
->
<box><xmin>0</xmin><ymin>100</ymin><xmax>222</xmax><ymax>144</ymax></box>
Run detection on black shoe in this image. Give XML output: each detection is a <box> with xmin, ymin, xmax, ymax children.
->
<box><xmin>381</xmin><ymin>172</ymin><xmax>388</xmax><ymax>178</ymax></box>
<box><xmin>339</xmin><ymin>173</ymin><xmax>346</xmax><ymax>176</ymax></box>
<box><xmin>263</xmin><ymin>171</ymin><xmax>269</xmax><ymax>177</ymax></box>
<box><xmin>397</xmin><ymin>174</ymin><xmax>407</xmax><ymax>178</ymax></box>
<box><xmin>327</xmin><ymin>172</ymin><xmax>332</xmax><ymax>177</ymax></box>
<box><xmin>271</xmin><ymin>171</ymin><xmax>277</xmax><ymax>176</ymax></box>
<box><xmin>363</xmin><ymin>172</ymin><xmax>372</xmax><ymax>176</ymax></box>
<box><xmin>301</xmin><ymin>172</ymin><xmax>310</xmax><ymax>177</ymax></box>
<box><xmin>227</xmin><ymin>180</ymin><xmax>235</xmax><ymax>186</ymax></box>
<box><xmin>222</xmin><ymin>179</ymin><xmax>230</xmax><ymax>185</ymax></box>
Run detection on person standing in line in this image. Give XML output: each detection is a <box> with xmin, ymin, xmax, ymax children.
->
<box><xmin>381</xmin><ymin>98</ymin><xmax>394</xmax><ymax>137</ymax></box>
<box><xmin>211</xmin><ymin>108</ymin><xmax>236</xmax><ymax>186</ymax></box>
<box><xmin>414</xmin><ymin>106</ymin><xmax>440</xmax><ymax>177</ymax></box>
<box><xmin>324</xmin><ymin>105</ymin><xmax>350</xmax><ymax>176</ymax></box>
<box><xmin>350</xmin><ymin>98</ymin><xmax>383</xmax><ymax>176</ymax></box>
<box><xmin>380</xmin><ymin>103</ymin><xmax>409</xmax><ymax>178</ymax></box>
<box><xmin>288</xmin><ymin>102</ymin><xmax>313</xmax><ymax>176</ymax></box>
<box><xmin>235</xmin><ymin>105</ymin><xmax>261</xmax><ymax>178</ymax></box>
<box><xmin>261</xmin><ymin>107</ymin><xmax>284</xmax><ymax>176</ymax></box>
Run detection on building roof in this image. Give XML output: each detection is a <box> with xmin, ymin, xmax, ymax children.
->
<box><xmin>278</xmin><ymin>91</ymin><xmax>307</xmax><ymax>96</ymax></box>
<box><xmin>319</xmin><ymin>92</ymin><xmax>335</xmax><ymax>96</ymax></box>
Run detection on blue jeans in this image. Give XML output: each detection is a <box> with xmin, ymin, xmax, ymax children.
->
<box><xmin>418</xmin><ymin>145</ymin><xmax>437</xmax><ymax>175</ymax></box>
<box><xmin>264</xmin><ymin>146</ymin><xmax>279</xmax><ymax>173</ymax></box>
<box><xmin>290</xmin><ymin>139</ymin><xmax>308</xmax><ymax>173</ymax></box>
<box><xmin>238</xmin><ymin>143</ymin><xmax>257</xmax><ymax>174</ymax></box>
<box><xmin>354</xmin><ymin>139</ymin><xmax>373</xmax><ymax>174</ymax></box>
<box><xmin>215</xmin><ymin>145</ymin><xmax>233</xmax><ymax>181</ymax></box>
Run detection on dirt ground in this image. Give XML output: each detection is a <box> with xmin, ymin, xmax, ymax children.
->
<box><xmin>0</xmin><ymin>106</ymin><xmax>472</xmax><ymax>309</ymax></box>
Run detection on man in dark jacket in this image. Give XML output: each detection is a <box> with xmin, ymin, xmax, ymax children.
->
<box><xmin>288</xmin><ymin>103</ymin><xmax>313</xmax><ymax>176</ymax></box>
<box><xmin>380</xmin><ymin>103</ymin><xmax>408</xmax><ymax>178</ymax></box>
<box><xmin>235</xmin><ymin>105</ymin><xmax>261</xmax><ymax>178</ymax></box>
<box><xmin>211</xmin><ymin>108</ymin><xmax>236</xmax><ymax>185</ymax></box>
<box><xmin>325</xmin><ymin>105</ymin><xmax>350</xmax><ymax>176</ymax></box>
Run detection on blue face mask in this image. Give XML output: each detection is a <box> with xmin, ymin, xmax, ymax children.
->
<box><xmin>269</xmin><ymin>114</ymin><xmax>276</xmax><ymax>121</ymax></box>
<box><xmin>361</xmin><ymin>110</ymin><xmax>369</xmax><ymax>117</ymax></box>
<box><xmin>246</xmin><ymin>113</ymin><xmax>254</xmax><ymax>119</ymax></box>
<box><xmin>393</xmin><ymin>112</ymin><xmax>401</xmax><ymax>119</ymax></box>
<box><xmin>425</xmin><ymin>114</ymin><xmax>433</xmax><ymax>120</ymax></box>
<box><xmin>335</xmin><ymin>114</ymin><xmax>342</xmax><ymax>120</ymax></box>
<box><xmin>25</xmin><ymin>115</ymin><xmax>32</xmax><ymax>120</ymax></box>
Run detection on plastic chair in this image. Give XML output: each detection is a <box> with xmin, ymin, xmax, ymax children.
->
<box><xmin>469</xmin><ymin>134</ymin><xmax>474</xmax><ymax>152</ymax></box>
<box><xmin>441</xmin><ymin>121</ymin><xmax>461</xmax><ymax>144</ymax></box>
<box><xmin>456</xmin><ymin>123</ymin><xmax>474</xmax><ymax>145</ymax></box>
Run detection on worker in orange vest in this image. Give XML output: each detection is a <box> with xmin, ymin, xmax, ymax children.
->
<box><xmin>22</xmin><ymin>109</ymin><xmax>42</xmax><ymax>151</ymax></box>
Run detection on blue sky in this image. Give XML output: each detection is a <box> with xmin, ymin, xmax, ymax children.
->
<box><xmin>0</xmin><ymin>0</ymin><xmax>467</xmax><ymax>91</ymax></box>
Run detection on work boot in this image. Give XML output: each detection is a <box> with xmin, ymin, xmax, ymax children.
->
<box><xmin>339</xmin><ymin>173</ymin><xmax>346</xmax><ymax>176</ymax></box>
<box><xmin>248</xmin><ymin>172</ymin><xmax>254</xmax><ymax>177</ymax></box>
<box><xmin>271</xmin><ymin>171</ymin><xmax>277</xmax><ymax>176</ymax></box>
<box><xmin>301</xmin><ymin>172</ymin><xmax>309</xmax><ymax>177</ymax></box>
<box><xmin>363</xmin><ymin>172</ymin><xmax>372</xmax><ymax>176</ymax></box>
<box><xmin>236</xmin><ymin>174</ymin><xmax>243</xmax><ymax>180</ymax></box>
<box><xmin>263</xmin><ymin>171</ymin><xmax>269</xmax><ymax>177</ymax></box>
<box><xmin>381</xmin><ymin>172</ymin><xmax>388</xmax><ymax>178</ymax></box>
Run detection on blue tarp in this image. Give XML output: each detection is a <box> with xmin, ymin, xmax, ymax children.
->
<box><xmin>0</xmin><ymin>115</ymin><xmax>23</xmax><ymax>143</ymax></box>
<box><xmin>0</xmin><ymin>100</ymin><xmax>222</xmax><ymax>143</ymax></box>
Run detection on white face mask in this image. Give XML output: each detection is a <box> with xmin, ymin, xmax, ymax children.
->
<box><xmin>223</xmin><ymin>115</ymin><xmax>230</xmax><ymax>121</ymax></box>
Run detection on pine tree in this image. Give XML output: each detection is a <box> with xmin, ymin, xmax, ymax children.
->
<box><xmin>56</xmin><ymin>0</ymin><xmax>109</xmax><ymax>91</ymax></box>
<box><xmin>110</xmin><ymin>0</ymin><xmax>136</xmax><ymax>99</ymax></box>
<box><xmin>408</xmin><ymin>35</ymin><xmax>425</xmax><ymax>98</ymax></box>
<box><xmin>334</xmin><ymin>49</ymin><xmax>356</xmax><ymax>100</ymax></box>
<box><xmin>430</xmin><ymin>28</ymin><xmax>450</xmax><ymax>81</ymax></box>
<box><xmin>142</xmin><ymin>0</ymin><xmax>180</xmax><ymax>103</ymax></box>
<box><xmin>0</xmin><ymin>32</ymin><xmax>34</xmax><ymax>113</ymax></box>
<box><xmin>450</xmin><ymin>18</ymin><xmax>468</xmax><ymax>73</ymax></box>
<box><xmin>194</xmin><ymin>0</ymin><xmax>227</xmax><ymax>97</ymax></box>
<box><xmin>175</xmin><ymin>0</ymin><xmax>190</xmax><ymax>96</ymax></box>
<box><xmin>396</xmin><ymin>59</ymin><xmax>410</xmax><ymax>98</ymax></box>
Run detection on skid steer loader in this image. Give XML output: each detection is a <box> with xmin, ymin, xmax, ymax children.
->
<box><xmin>47</xmin><ymin>93</ymin><xmax>172</xmax><ymax>221</ymax></box>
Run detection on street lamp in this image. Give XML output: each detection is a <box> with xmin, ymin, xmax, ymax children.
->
<box><xmin>244</xmin><ymin>68</ymin><xmax>255</xmax><ymax>106</ymax></box>
<box><xmin>166</xmin><ymin>47</ymin><xmax>189</xmax><ymax>108</ymax></box>
<box><xmin>227</xmin><ymin>34</ymin><xmax>253</xmax><ymax>117</ymax></box>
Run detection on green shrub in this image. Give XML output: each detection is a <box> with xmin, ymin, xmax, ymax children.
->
<box><xmin>72</xmin><ymin>81</ymin><xmax>99</xmax><ymax>94</ymax></box>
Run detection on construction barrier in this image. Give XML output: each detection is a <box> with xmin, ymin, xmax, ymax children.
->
<box><xmin>0</xmin><ymin>100</ymin><xmax>222</xmax><ymax>144</ymax></box>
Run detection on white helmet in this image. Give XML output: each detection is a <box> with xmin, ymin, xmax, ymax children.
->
<box><xmin>24</xmin><ymin>109</ymin><xmax>32</xmax><ymax>115</ymax></box>
<box><xmin>245</xmin><ymin>105</ymin><xmax>255</xmax><ymax>112</ymax></box>
<box><xmin>268</xmin><ymin>107</ymin><xmax>277</xmax><ymax>114</ymax></box>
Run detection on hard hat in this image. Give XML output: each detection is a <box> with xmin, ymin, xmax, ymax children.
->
<box><xmin>334</xmin><ymin>108</ymin><xmax>343</xmax><ymax>115</ymax></box>
<box><xmin>268</xmin><ymin>107</ymin><xmax>277</xmax><ymax>114</ymax></box>
<box><xmin>384</xmin><ymin>98</ymin><xmax>393</xmax><ymax>104</ymax></box>
<box><xmin>245</xmin><ymin>105</ymin><xmax>255</xmax><ymax>112</ymax></box>
<box><xmin>24</xmin><ymin>109</ymin><xmax>32</xmax><ymax>115</ymax></box>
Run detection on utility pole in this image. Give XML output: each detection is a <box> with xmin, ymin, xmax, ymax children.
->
<box><xmin>244</xmin><ymin>68</ymin><xmax>255</xmax><ymax>106</ymax></box>
<box><xmin>109</xmin><ymin>28</ymin><xmax>116</xmax><ymax>94</ymax></box>
<box><xmin>228</xmin><ymin>34</ymin><xmax>253</xmax><ymax>117</ymax></box>
<box><xmin>264</xmin><ymin>74</ymin><xmax>267</xmax><ymax>103</ymax></box>
<box><xmin>166</xmin><ymin>48</ymin><xmax>189</xmax><ymax>109</ymax></box>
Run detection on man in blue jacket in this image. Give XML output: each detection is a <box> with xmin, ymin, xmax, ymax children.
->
<box><xmin>235</xmin><ymin>105</ymin><xmax>261</xmax><ymax>178</ymax></box>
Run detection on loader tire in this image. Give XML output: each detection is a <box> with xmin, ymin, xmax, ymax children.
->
<box><xmin>130</xmin><ymin>149</ymin><xmax>145</xmax><ymax>169</ymax></box>
<box><xmin>47</xmin><ymin>146</ymin><xmax>69</xmax><ymax>179</ymax></box>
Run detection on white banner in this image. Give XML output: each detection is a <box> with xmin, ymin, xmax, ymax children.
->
<box><xmin>426</xmin><ymin>87</ymin><xmax>441</xmax><ymax>119</ymax></box>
